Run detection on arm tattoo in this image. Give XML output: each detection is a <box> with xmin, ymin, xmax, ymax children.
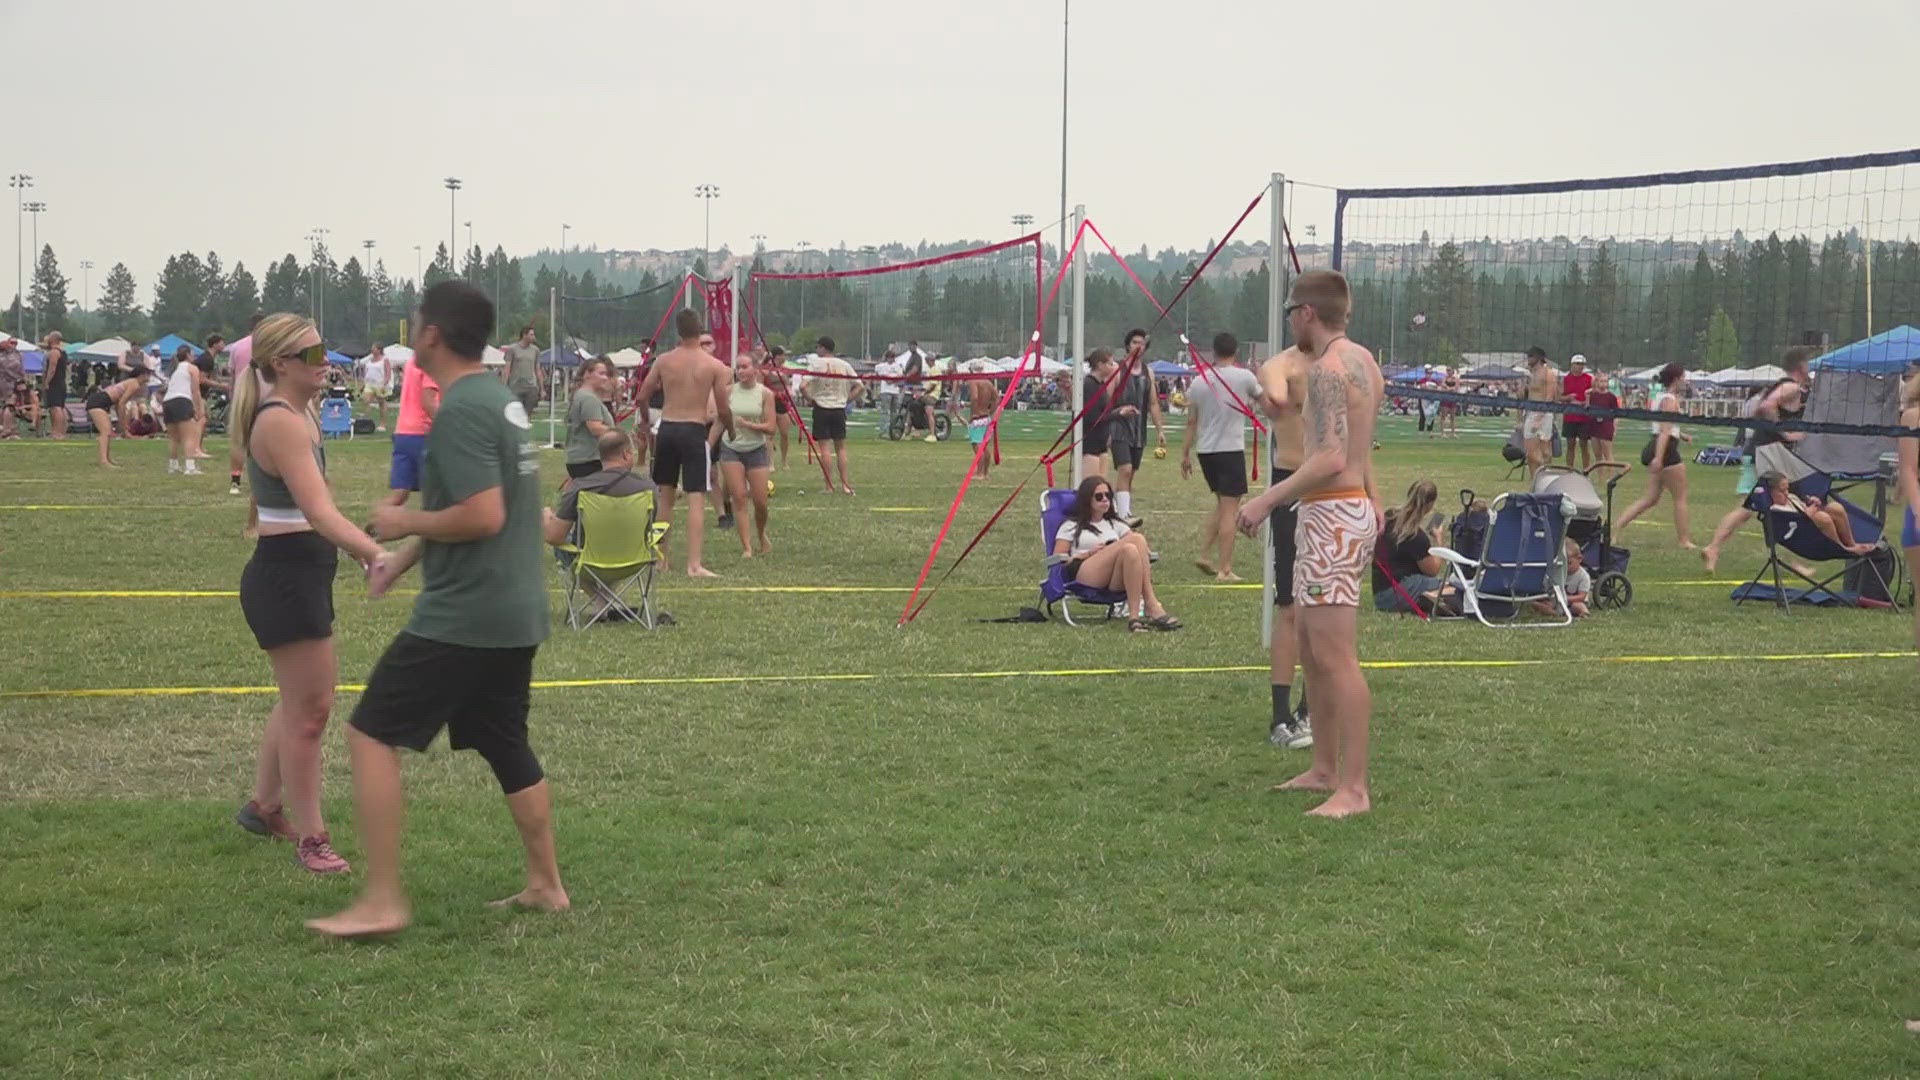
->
<box><xmin>1307</xmin><ymin>365</ymin><xmax>1348</xmax><ymax>451</ymax></box>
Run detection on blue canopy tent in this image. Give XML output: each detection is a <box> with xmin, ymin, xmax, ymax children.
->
<box><xmin>539</xmin><ymin>346</ymin><xmax>582</xmax><ymax>369</ymax></box>
<box><xmin>1801</xmin><ymin>325</ymin><xmax>1917</xmax><ymax>477</ymax></box>
<box><xmin>1149</xmin><ymin>360</ymin><xmax>1193</xmax><ymax>377</ymax></box>
<box><xmin>148</xmin><ymin>333</ymin><xmax>204</xmax><ymax>360</ymax></box>
<box><xmin>326</xmin><ymin>350</ymin><xmax>354</xmax><ymax>366</ymax></box>
<box><xmin>1811</xmin><ymin>324</ymin><xmax>1920</xmax><ymax>373</ymax></box>
<box><xmin>1389</xmin><ymin>366</ymin><xmax>1436</xmax><ymax>383</ymax></box>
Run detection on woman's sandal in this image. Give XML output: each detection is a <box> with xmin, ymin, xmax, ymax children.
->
<box><xmin>1127</xmin><ymin>617</ymin><xmax>1153</xmax><ymax>633</ymax></box>
<box><xmin>1148</xmin><ymin>614</ymin><xmax>1183</xmax><ymax>631</ymax></box>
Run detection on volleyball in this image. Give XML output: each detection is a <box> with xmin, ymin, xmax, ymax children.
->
<box><xmin>767</xmin><ymin>480</ymin><xmax>776</xmax><ymax>498</ymax></box>
<box><xmin>1153</xmin><ymin>445</ymin><xmax>1168</xmax><ymax>460</ymax></box>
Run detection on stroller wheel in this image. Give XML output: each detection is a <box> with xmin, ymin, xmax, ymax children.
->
<box><xmin>1593</xmin><ymin>571</ymin><xmax>1631</xmax><ymax>611</ymax></box>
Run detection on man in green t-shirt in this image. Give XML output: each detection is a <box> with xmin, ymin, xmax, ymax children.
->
<box><xmin>501</xmin><ymin>324</ymin><xmax>541</xmax><ymax>413</ymax></box>
<box><xmin>308</xmin><ymin>281</ymin><xmax>564</xmax><ymax>939</ymax></box>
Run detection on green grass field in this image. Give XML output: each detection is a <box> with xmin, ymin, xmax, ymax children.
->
<box><xmin>3</xmin><ymin>407</ymin><xmax>1918</xmax><ymax>1077</ymax></box>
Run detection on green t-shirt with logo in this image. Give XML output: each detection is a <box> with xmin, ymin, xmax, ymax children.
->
<box><xmin>405</xmin><ymin>371</ymin><xmax>551</xmax><ymax>649</ymax></box>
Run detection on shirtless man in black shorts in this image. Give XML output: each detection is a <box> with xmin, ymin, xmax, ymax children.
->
<box><xmin>637</xmin><ymin>309</ymin><xmax>734</xmax><ymax>577</ymax></box>
<box><xmin>1258</xmin><ymin>345</ymin><xmax>1312</xmax><ymax>749</ymax></box>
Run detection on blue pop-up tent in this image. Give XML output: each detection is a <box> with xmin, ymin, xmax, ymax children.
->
<box><xmin>1811</xmin><ymin>324</ymin><xmax>1920</xmax><ymax>373</ymax></box>
<box><xmin>326</xmin><ymin>350</ymin><xmax>354</xmax><ymax>366</ymax></box>
<box><xmin>148</xmin><ymin>333</ymin><xmax>204</xmax><ymax>360</ymax></box>
<box><xmin>539</xmin><ymin>346</ymin><xmax>584</xmax><ymax>368</ymax></box>
<box><xmin>1149</xmin><ymin>360</ymin><xmax>1193</xmax><ymax>377</ymax></box>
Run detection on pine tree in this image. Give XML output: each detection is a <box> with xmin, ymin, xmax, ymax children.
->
<box><xmin>98</xmin><ymin>262</ymin><xmax>141</xmax><ymax>331</ymax></box>
<box><xmin>1698</xmin><ymin>306</ymin><xmax>1740</xmax><ymax>366</ymax></box>
<box><xmin>224</xmin><ymin>262</ymin><xmax>259</xmax><ymax>332</ymax></box>
<box><xmin>261</xmin><ymin>254</ymin><xmax>303</xmax><ymax>314</ymax></box>
<box><xmin>151</xmin><ymin>252</ymin><xmax>209</xmax><ymax>333</ymax></box>
<box><xmin>27</xmin><ymin>243</ymin><xmax>69</xmax><ymax>337</ymax></box>
<box><xmin>201</xmin><ymin>252</ymin><xmax>227</xmax><ymax>338</ymax></box>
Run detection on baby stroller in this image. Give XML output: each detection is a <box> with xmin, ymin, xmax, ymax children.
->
<box><xmin>1531</xmin><ymin>462</ymin><xmax>1632</xmax><ymax>610</ymax></box>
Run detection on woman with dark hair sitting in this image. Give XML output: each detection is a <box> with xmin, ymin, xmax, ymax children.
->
<box><xmin>1372</xmin><ymin>479</ymin><xmax>1453</xmax><ymax>613</ymax></box>
<box><xmin>1052</xmin><ymin>474</ymin><xmax>1180</xmax><ymax>632</ymax></box>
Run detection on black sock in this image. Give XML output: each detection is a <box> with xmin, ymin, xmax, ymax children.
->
<box><xmin>1271</xmin><ymin>684</ymin><xmax>1290</xmax><ymax>730</ymax></box>
<box><xmin>229</xmin><ymin>471</ymin><xmax>241</xmax><ymax>483</ymax></box>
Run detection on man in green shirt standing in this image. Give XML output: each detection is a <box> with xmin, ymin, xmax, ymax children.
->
<box><xmin>308</xmin><ymin>281</ymin><xmax>563</xmax><ymax>938</ymax></box>
<box><xmin>501</xmin><ymin>323</ymin><xmax>541</xmax><ymax>414</ymax></box>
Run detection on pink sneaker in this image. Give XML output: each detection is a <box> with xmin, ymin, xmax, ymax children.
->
<box><xmin>296</xmin><ymin>833</ymin><xmax>351</xmax><ymax>874</ymax></box>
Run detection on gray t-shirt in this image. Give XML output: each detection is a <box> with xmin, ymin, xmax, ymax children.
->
<box><xmin>1188</xmin><ymin>365</ymin><xmax>1261</xmax><ymax>454</ymax></box>
<box><xmin>555</xmin><ymin>468</ymin><xmax>656</xmax><ymax>546</ymax></box>
<box><xmin>503</xmin><ymin>342</ymin><xmax>540</xmax><ymax>392</ymax></box>
<box><xmin>564</xmin><ymin>387</ymin><xmax>614</xmax><ymax>464</ymax></box>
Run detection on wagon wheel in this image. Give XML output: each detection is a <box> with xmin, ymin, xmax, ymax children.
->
<box><xmin>1592</xmin><ymin>571</ymin><xmax>1631</xmax><ymax>611</ymax></box>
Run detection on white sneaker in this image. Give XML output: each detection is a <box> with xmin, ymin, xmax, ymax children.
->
<box><xmin>166</xmin><ymin>460</ymin><xmax>179</xmax><ymax>474</ymax></box>
<box><xmin>184</xmin><ymin>463</ymin><xmax>202</xmax><ymax>476</ymax></box>
<box><xmin>228</xmin><ymin>483</ymin><xmax>241</xmax><ymax>496</ymax></box>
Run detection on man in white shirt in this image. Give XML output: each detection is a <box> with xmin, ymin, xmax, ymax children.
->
<box><xmin>874</xmin><ymin>350</ymin><xmax>902</xmax><ymax>437</ymax></box>
<box><xmin>805</xmin><ymin>336</ymin><xmax>858</xmax><ymax>494</ymax></box>
<box><xmin>1180</xmin><ymin>332</ymin><xmax>1264</xmax><ymax>582</ymax></box>
<box><xmin>361</xmin><ymin>344</ymin><xmax>392</xmax><ymax>431</ymax></box>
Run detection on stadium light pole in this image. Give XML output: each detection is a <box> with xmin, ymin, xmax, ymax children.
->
<box><xmin>413</xmin><ymin>245</ymin><xmax>422</xmax><ymax>286</ymax></box>
<box><xmin>24</xmin><ymin>201</ymin><xmax>45</xmax><ymax>341</ymax></box>
<box><xmin>305</xmin><ymin>227</ymin><xmax>330</xmax><ymax>337</ymax></box>
<box><xmin>797</xmin><ymin>240</ymin><xmax>812</xmax><ymax>328</ymax></box>
<box><xmin>9</xmin><ymin>174</ymin><xmax>29</xmax><ymax>334</ymax></box>
<box><xmin>77</xmin><ymin>259</ymin><xmax>93</xmax><ymax>322</ymax></box>
<box><xmin>750</xmin><ymin>232</ymin><xmax>766</xmax><ymax>253</ymax></box>
<box><xmin>443</xmin><ymin>178</ymin><xmax>461</xmax><ymax>275</ymax></box>
<box><xmin>560</xmin><ymin>223</ymin><xmax>570</xmax><ymax>290</ymax></box>
<box><xmin>1011</xmin><ymin>213</ymin><xmax>1034</xmax><ymax>344</ymax></box>
<box><xmin>362</xmin><ymin>240</ymin><xmax>376</xmax><ymax>342</ymax></box>
<box><xmin>1057</xmin><ymin>0</ymin><xmax>1070</xmax><ymax>363</ymax></box>
<box><xmin>694</xmin><ymin>184</ymin><xmax>720</xmax><ymax>275</ymax></box>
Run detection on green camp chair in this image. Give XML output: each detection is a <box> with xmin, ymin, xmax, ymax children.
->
<box><xmin>565</xmin><ymin>489</ymin><xmax>670</xmax><ymax>629</ymax></box>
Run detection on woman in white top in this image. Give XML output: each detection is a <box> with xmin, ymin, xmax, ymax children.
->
<box><xmin>1051</xmin><ymin>474</ymin><xmax>1180</xmax><ymax>631</ymax></box>
<box><xmin>1614</xmin><ymin>362</ymin><xmax>1695</xmax><ymax>549</ymax></box>
<box><xmin>361</xmin><ymin>345</ymin><xmax>391</xmax><ymax>432</ymax></box>
<box><xmin>161</xmin><ymin>344</ymin><xmax>204</xmax><ymax>474</ymax></box>
<box><xmin>719</xmin><ymin>353</ymin><xmax>778</xmax><ymax>557</ymax></box>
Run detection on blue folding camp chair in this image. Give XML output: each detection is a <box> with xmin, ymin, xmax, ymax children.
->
<box><xmin>1732</xmin><ymin>474</ymin><xmax>1903</xmax><ymax>612</ymax></box>
<box><xmin>1039</xmin><ymin>488</ymin><xmax>1146</xmax><ymax>625</ymax></box>
<box><xmin>1431</xmin><ymin>491</ymin><xmax>1572</xmax><ymax>627</ymax></box>
<box><xmin>319</xmin><ymin>396</ymin><xmax>353</xmax><ymax>439</ymax></box>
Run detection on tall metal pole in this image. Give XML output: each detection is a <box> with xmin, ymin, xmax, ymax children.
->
<box><xmin>444</xmin><ymin>178</ymin><xmax>461</xmax><ymax>275</ymax></box>
<box><xmin>1262</xmin><ymin>172</ymin><xmax>1286</xmax><ymax>650</ymax></box>
<box><xmin>1012</xmin><ymin>213</ymin><xmax>1034</xmax><ymax>346</ymax></box>
<box><xmin>363</xmin><ymin>240</ymin><xmax>376</xmax><ymax>342</ymax></box>
<box><xmin>730</xmin><ymin>264</ymin><xmax>743</xmax><ymax>361</ymax></box>
<box><xmin>25</xmin><ymin>201</ymin><xmax>44</xmax><ymax>341</ymax></box>
<box><xmin>695</xmin><ymin>184</ymin><xmax>720</xmax><ymax>276</ymax></box>
<box><xmin>797</xmin><ymin>240</ymin><xmax>811</xmax><ymax>327</ymax></box>
<box><xmin>78</xmin><ymin>260</ymin><xmax>93</xmax><ymax>322</ymax></box>
<box><xmin>1069</xmin><ymin>203</ymin><xmax>1087</xmax><ymax>489</ymax></box>
<box><xmin>548</xmin><ymin>286</ymin><xmax>561</xmax><ymax>447</ymax></box>
<box><xmin>1057</xmin><ymin>0</ymin><xmax>1070</xmax><ymax>366</ymax></box>
<box><xmin>413</xmin><ymin>245</ymin><xmax>421</xmax><ymax>285</ymax></box>
<box><xmin>8</xmin><ymin>174</ymin><xmax>28</xmax><ymax>335</ymax></box>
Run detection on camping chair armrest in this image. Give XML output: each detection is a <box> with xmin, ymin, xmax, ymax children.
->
<box><xmin>649</xmin><ymin>522</ymin><xmax>671</xmax><ymax>543</ymax></box>
<box><xmin>1429</xmin><ymin>545</ymin><xmax>1478</xmax><ymax>569</ymax></box>
<box><xmin>1044</xmin><ymin>553</ymin><xmax>1071</xmax><ymax>567</ymax></box>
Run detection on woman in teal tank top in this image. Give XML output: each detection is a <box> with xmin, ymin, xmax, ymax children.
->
<box><xmin>231</xmin><ymin>314</ymin><xmax>388</xmax><ymax>876</ymax></box>
<box><xmin>717</xmin><ymin>353</ymin><xmax>779</xmax><ymax>557</ymax></box>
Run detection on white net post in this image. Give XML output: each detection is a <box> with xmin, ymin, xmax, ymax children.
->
<box><xmin>1261</xmin><ymin>173</ymin><xmax>1286</xmax><ymax>648</ymax></box>
<box><xmin>547</xmin><ymin>286</ymin><xmax>561</xmax><ymax>447</ymax></box>
<box><xmin>1069</xmin><ymin>203</ymin><xmax>1087</xmax><ymax>490</ymax></box>
<box><xmin>730</xmin><ymin>265</ymin><xmax>743</xmax><ymax>360</ymax></box>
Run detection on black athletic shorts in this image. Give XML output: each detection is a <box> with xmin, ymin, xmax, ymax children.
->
<box><xmin>1563</xmin><ymin>418</ymin><xmax>1593</xmax><ymax>440</ymax></box>
<box><xmin>1110</xmin><ymin>442</ymin><xmax>1145</xmax><ymax>471</ymax></box>
<box><xmin>1640</xmin><ymin>436</ymin><xmax>1682</xmax><ymax>469</ymax></box>
<box><xmin>1270</xmin><ymin>467</ymin><xmax>1298</xmax><ymax>608</ymax></box>
<box><xmin>350</xmin><ymin>632</ymin><xmax>538</xmax><ymax>755</ymax></box>
<box><xmin>651</xmin><ymin>419</ymin><xmax>710</xmax><ymax>493</ymax></box>
<box><xmin>239</xmin><ymin>532</ymin><xmax>338</xmax><ymax>650</ymax></box>
<box><xmin>84</xmin><ymin>390</ymin><xmax>112</xmax><ymax>413</ymax></box>
<box><xmin>565</xmin><ymin>459</ymin><xmax>600</xmax><ymax>480</ymax></box>
<box><xmin>1198</xmin><ymin>450</ymin><xmax>1248</xmax><ymax>498</ymax></box>
<box><xmin>1081</xmin><ymin>424</ymin><xmax>1111</xmax><ymax>456</ymax></box>
<box><xmin>812</xmin><ymin>405</ymin><xmax>848</xmax><ymax>441</ymax></box>
<box><xmin>42</xmin><ymin>371</ymin><xmax>66</xmax><ymax>408</ymax></box>
<box><xmin>162</xmin><ymin>397</ymin><xmax>195</xmax><ymax>424</ymax></box>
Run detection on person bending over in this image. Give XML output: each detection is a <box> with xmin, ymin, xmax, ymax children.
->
<box><xmin>1052</xmin><ymin>475</ymin><xmax>1180</xmax><ymax>633</ymax></box>
<box><xmin>1371</xmin><ymin>480</ymin><xmax>1452</xmax><ymax>614</ymax></box>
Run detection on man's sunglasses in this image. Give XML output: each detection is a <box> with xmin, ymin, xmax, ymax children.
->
<box><xmin>279</xmin><ymin>343</ymin><xmax>328</xmax><ymax>366</ymax></box>
<box><xmin>1283</xmin><ymin>302</ymin><xmax>1310</xmax><ymax>317</ymax></box>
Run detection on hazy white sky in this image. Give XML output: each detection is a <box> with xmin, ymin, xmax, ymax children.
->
<box><xmin>8</xmin><ymin>0</ymin><xmax>1918</xmax><ymax>299</ymax></box>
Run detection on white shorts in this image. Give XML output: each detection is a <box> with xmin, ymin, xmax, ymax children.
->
<box><xmin>1522</xmin><ymin>411</ymin><xmax>1553</xmax><ymax>441</ymax></box>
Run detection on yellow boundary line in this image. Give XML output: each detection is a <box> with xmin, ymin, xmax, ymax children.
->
<box><xmin>2</xmin><ymin>652</ymin><xmax>1907</xmax><ymax>700</ymax></box>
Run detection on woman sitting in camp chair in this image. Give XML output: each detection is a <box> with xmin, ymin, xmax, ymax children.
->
<box><xmin>1762</xmin><ymin>474</ymin><xmax>1876</xmax><ymax>554</ymax></box>
<box><xmin>1052</xmin><ymin>475</ymin><xmax>1180</xmax><ymax>632</ymax></box>
<box><xmin>1372</xmin><ymin>479</ymin><xmax>1459</xmax><ymax>615</ymax></box>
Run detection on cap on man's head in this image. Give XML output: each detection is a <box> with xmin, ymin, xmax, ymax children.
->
<box><xmin>1569</xmin><ymin>354</ymin><xmax>1587</xmax><ymax>366</ymax></box>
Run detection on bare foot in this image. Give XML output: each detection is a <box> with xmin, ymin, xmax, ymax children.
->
<box><xmin>1699</xmin><ymin>546</ymin><xmax>1719</xmax><ymax>574</ymax></box>
<box><xmin>739</xmin><ymin>548</ymin><xmax>754</xmax><ymax>559</ymax></box>
<box><xmin>1214</xmin><ymin>571</ymin><xmax>1244</xmax><ymax>583</ymax></box>
<box><xmin>1306</xmin><ymin>789</ymin><xmax>1371</xmax><ymax>818</ymax></box>
<box><xmin>756</xmin><ymin>536</ymin><xmax>772</xmax><ymax>555</ymax></box>
<box><xmin>971</xmin><ymin>472</ymin><xmax>988</xmax><ymax>480</ymax></box>
<box><xmin>488</xmin><ymin>886</ymin><xmax>570</xmax><ymax>912</ymax></box>
<box><xmin>1906</xmin><ymin>1019</ymin><xmax>1920</xmax><ymax>1034</ymax></box>
<box><xmin>306</xmin><ymin>898</ymin><xmax>412</xmax><ymax>938</ymax></box>
<box><xmin>1678</xmin><ymin>540</ymin><xmax>1698</xmax><ymax>551</ymax></box>
<box><xmin>1194</xmin><ymin>559</ymin><xmax>1216</xmax><ymax>576</ymax></box>
<box><xmin>1272</xmin><ymin>769</ymin><xmax>1335</xmax><ymax>792</ymax></box>
<box><xmin>687</xmin><ymin>565</ymin><xmax>720</xmax><ymax>579</ymax></box>
<box><xmin>841</xmin><ymin>486</ymin><xmax>855</xmax><ymax>496</ymax></box>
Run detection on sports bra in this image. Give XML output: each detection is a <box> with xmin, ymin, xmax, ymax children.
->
<box><xmin>247</xmin><ymin>400</ymin><xmax>327</xmax><ymax>519</ymax></box>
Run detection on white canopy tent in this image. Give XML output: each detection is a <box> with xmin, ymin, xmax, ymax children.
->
<box><xmin>480</xmin><ymin>345</ymin><xmax>506</xmax><ymax>367</ymax></box>
<box><xmin>73</xmin><ymin>337</ymin><xmax>133</xmax><ymax>362</ymax></box>
<box><xmin>606</xmin><ymin>347</ymin><xmax>646</xmax><ymax>369</ymax></box>
<box><xmin>1705</xmin><ymin>364</ymin><xmax>1787</xmax><ymax>386</ymax></box>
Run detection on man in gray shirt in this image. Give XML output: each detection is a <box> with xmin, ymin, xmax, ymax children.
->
<box><xmin>1180</xmin><ymin>332</ymin><xmax>1264</xmax><ymax>581</ymax></box>
<box><xmin>501</xmin><ymin>324</ymin><xmax>541</xmax><ymax>413</ymax></box>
